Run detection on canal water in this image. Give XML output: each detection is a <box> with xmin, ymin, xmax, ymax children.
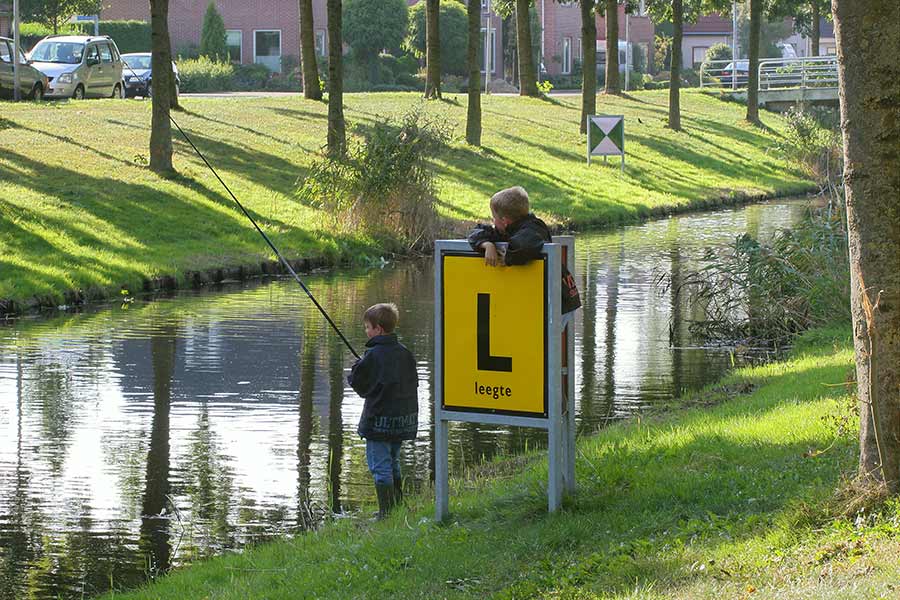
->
<box><xmin>0</xmin><ymin>199</ymin><xmax>807</xmax><ymax>599</ymax></box>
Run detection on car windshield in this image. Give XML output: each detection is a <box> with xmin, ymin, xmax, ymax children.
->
<box><xmin>30</xmin><ymin>41</ymin><xmax>84</xmax><ymax>64</ymax></box>
<box><xmin>123</xmin><ymin>55</ymin><xmax>151</xmax><ymax>70</ymax></box>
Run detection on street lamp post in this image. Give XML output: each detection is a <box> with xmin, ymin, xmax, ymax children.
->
<box><xmin>13</xmin><ymin>0</ymin><xmax>20</xmax><ymax>101</ymax></box>
<box><xmin>484</xmin><ymin>14</ymin><xmax>491</xmax><ymax>93</ymax></box>
<box><xmin>732</xmin><ymin>1</ymin><xmax>738</xmax><ymax>90</ymax></box>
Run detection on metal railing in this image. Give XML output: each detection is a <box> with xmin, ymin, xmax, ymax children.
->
<box><xmin>700</xmin><ymin>56</ymin><xmax>839</xmax><ymax>92</ymax></box>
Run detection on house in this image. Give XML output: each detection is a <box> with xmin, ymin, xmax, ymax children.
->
<box><xmin>101</xmin><ymin>0</ymin><xmax>503</xmax><ymax>79</ymax></box>
<box><xmin>682</xmin><ymin>14</ymin><xmax>734</xmax><ymax>69</ymax></box>
<box><xmin>0</xmin><ymin>3</ymin><xmax>11</xmax><ymax>38</ymax></box>
<box><xmin>783</xmin><ymin>17</ymin><xmax>836</xmax><ymax>56</ymax></box>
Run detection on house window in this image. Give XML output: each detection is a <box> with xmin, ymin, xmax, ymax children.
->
<box><xmin>254</xmin><ymin>29</ymin><xmax>282</xmax><ymax>73</ymax></box>
<box><xmin>226</xmin><ymin>30</ymin><xmax>242</xmax><ymax>63</ymax></box>
<box><xmin>692</xmin><ymin>46</ymin><xmax>708</xmax><ymax>68</ymax></box>
<box><xmin>481</xmin><ymin>0</ymin><xmax>490</xmax><ymax>10</ymax></box>
<box><xmin>480</xmin><ymin>26</ymin><xmax>496</xmax><ymax>73</ymax></box>
<box><xmin>576</xmin><ymin>37</ymin><xmax>582</xmax><ymax>64</ymax></box>
<box><xmin>562</xmin><ymin>37</ymin><xmax>572</xmax><ymax>74</ymax></box>
<box><xmin>315</xmin><ymin>30</ymin><xmax>326</xmax><ymax>56</ymax></box>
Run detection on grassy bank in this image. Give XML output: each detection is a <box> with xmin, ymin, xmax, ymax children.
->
<box><xmin>104</xmin><ymin>324</ymin><xmax>899</xmax><ymax>599</ymax></box>
<box><xmin>0</xmin><ymin>90</ymin><xmax>813</xmax><ymax>309</ymax></box>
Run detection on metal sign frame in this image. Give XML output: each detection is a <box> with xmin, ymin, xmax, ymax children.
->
<box><xmin>434</xmin><ymin>237</ymin><xmax>576</xmax><ymax>520</ymax></box>
<box><xmin>586</xmin><ymin>114</ymin><xmax>625</xmax><ymax>172</ymax></box>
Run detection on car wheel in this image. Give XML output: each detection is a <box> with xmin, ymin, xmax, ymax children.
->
<box><xmin>73</xmin><ymin>85</ymin><xmax>85</xmax><ymax>100</ymax></box>
<box><xmin>30</xmin><ymin>83</ymin><xmax>44</xmax><ymax>101</ymax></box>
<box><xmin>111</xmin><ymin>83</ymin><xmax>123</xmax><ymax>99</ymax></box>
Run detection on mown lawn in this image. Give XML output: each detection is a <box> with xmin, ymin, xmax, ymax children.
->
<box><xmin>102</xmin><ymin>324</ymin><xmax>900</xmax><ymax>600</ymax></box>
<box><xmin>0</xmin><ymin>90</ymin><xmax>813</xmax><ymax>305</ymax></box>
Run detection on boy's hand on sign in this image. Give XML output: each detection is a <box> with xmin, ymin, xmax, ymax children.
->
<box><xmin>483</xmin><ymin>242</ymin><xmax>503</xmax><ymax>267</ymax></box>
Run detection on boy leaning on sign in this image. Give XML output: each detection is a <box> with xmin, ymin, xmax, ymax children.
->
<box><xmin>348</xmin><ymin>303</ymin><xmax>419</xmax><ymax>519</ymax></box>
<box><xmin>467</xmin><ymin>186</ymin><xmax>582</xmax><ymax>314</ymax></box>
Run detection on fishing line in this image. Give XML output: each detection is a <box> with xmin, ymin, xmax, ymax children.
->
<box><xmin>123</xmin><ymin>61</ymin><xmax>360</xmax><ymax>359</ymax></box>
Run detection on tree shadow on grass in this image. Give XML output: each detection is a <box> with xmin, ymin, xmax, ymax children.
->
<box><xmin>455</xmin><ymin>359</ymin><xmax>854</xmax><ymax>595</ymax></box>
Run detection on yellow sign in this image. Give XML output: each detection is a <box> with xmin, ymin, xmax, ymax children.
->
<box><xmin>441</xmin><ymin>253</ymin><xmax>546</xmax><ymax>416</ymax></box>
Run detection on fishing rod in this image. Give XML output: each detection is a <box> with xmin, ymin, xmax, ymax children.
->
<box><xmin>123</xmin><ymin>61</ymin><xmax>361</xmax><ymax>359</ymax></box>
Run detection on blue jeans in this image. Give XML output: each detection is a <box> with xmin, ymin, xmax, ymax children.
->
<box><xmin>366</xmin><ymin>440</ymin><xmax>402</xmax><ymax>486</ymax></box>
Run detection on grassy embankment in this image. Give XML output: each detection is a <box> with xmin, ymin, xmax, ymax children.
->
<box><xmin>1</xmin><ymin>90</ymin><xmax>814</xmax><ymax>309</ymax></box>
<box><xmin>104</xmin><ymin>323</ymin><xmax>899</xmax><ymax>600</ymax></box>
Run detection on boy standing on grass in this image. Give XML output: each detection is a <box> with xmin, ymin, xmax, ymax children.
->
<box><xmin>348</xmin><ymin>303</ymin><xmax>419</xmax><ymax>519</ymax></box>
<box><xmin>468</xmin><ymin>186</ymin><xmax>581</xmax><ymax>314</ymax></box>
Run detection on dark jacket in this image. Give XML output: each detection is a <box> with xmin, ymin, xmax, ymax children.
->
<box><xmin>467</xmin><ymin>213</ymin><xmax>582</xmax><ymax>314</ymax></box>
<box><xmin>348</xmin><ymin>333</ymin><xmax>419</xmax><ymax>441</ymax></box>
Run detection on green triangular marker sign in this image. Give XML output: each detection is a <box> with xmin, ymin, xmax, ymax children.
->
<box><xmin>607</xmin><ymin>119</ymin><xmax>624</xmax><ymax>152</ymax></box>
<box><xmin>589</xmin><ymin>120</ymin><xmax>606</xmax><ymax>153</ymax></box>
<box><xmin>588</xmin><ymin>116</ymin><xmax>624</xmax><ymax>156</ymax></box>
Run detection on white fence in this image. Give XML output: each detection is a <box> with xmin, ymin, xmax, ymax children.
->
<box><xmin>700</xmin><ymin>56</ymin><xmax>839</xmax><ymax>92</ymax></box>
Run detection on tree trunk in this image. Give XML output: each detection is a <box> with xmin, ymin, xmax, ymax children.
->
<box><xmin>300</xmin><ymin>0</ymin><xmax>322</xmax><ymax>100</ymax></box>
<box><xmin>465</xmin><ymin>0</ymin><xmax>481</xmax><ymax>145</ymax></box>
<box><xmin>746</xmin><ymin>0</ymin><xmax>761</xmax><ymax>124</ymax></box>
<box><xmin>326</xmin><ymin>0</ymin><xmax>345</xmax><ymax>155</ymax></box>
<box><xmin>604</xmin><ymin>0</ymin><xmax>619</xmax><ymax>94</ymax></box>
<box><xmin>668</xmin><ymin>0</ymin><xmax>682</xmax><ymax>130</ymax></box>
<box><xmin>811</xmin><ymin>1</ymin><xmax>820</xmax><ymax>56</ymax></box>
<box><xmin>833</xmin><ymin>0</ymin><xmax>900</xmax><ymax>494</ymax></box>
<box><xmin>515</xmin><ymin>0</ymin><xmax>539</xmax><ymax>96</ymax></box>
<box><xmin>580</xmin><ymin>0</ymin><xmax>597</xmax><ymax>134</ymax></box>
<box><xmin>425</xmin><ymin>0</ymin><xmax>442</xmax><ymax>99</ymax></box>
<box><xmin>149</xmin><ymin>0</ymin><xmax>175</xmax><ymax>175</ymax></box>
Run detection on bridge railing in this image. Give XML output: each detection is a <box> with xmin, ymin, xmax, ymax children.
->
<box><xmin>699</xmin><ymin>56</ymin><xmax>839</xmax><ymax>92</ymax></box>
<box><xmin>758</xmin><ymin>56</ymin><xmax>838</xmax><ymax>91</ymax></box>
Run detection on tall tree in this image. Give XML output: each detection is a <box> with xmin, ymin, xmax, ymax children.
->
<box><xmin>344</xmin><ymin>0</ymin><xmax>408</xmax><ymax>82</ymax></box>
<box><xmin>199</xmin><ymin>1</ymin><xmax>227</xmax><ymax>61</ymax></box>
<box><xmin>745</xmin><ymin>0</ymin><xmax>762</xmax><ymax>124</ymax></box>
<box><xmin>465</xmin><ymin>0</ymin><xmax>482</xmax><ymax>145</ymax></box>
<box><xmin>21</xmin><ymin>0</ymin><xmax>101</xmax><ymax>34</ymax></box>
<box><xmin>580</xmin><ymin>0</ymin><xmax>598</xmax><ymax>133</ymax></box>
<box><xmin>833</xmin><ymin>0</ymin><xmax>900</xmax><ymax>494</ymax></box>
<box><xmin>425</xmin><ymin>0</ymin><xmax>442</xmax><ymax>98</ymax></box>
<box><xmin>149</xmin><ymin>0</ymin><xmax>175</xmax><ymax>175</ymax></box>
<box><xmin>603</xmin><ymin>0</ymin><xmax>620</xmax><ymax>94</ymax></box>
<box><xmin>326</xmin><ymin>0</ymin><xmax>345</xmax><ymax>155</ymax></box>
<box><xmin>406</xmin><ymin>0</ymin><xmax>469</xmax><ymax>77</ymax></box>
<box><xmin>514</xmin><ymin>0</ymin><xmax>539</xmax><ymax>96</ymax></box>
<box><xmin>299</xmin><ymin>0</ymin><xmax>322</xmax><ymax>100</ymax></box>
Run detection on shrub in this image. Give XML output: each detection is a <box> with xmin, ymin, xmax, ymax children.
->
<box><xmin>296</xmin><ymin>107</ymin><xmax>453</xmax><ymax>251</ymax></box>
<box><xmin>177</xmin><ymin>57</ymin><xmax>234</xmax><ymax>92</ymax></box>
<box><xmin>176</xmin><ymin>43</ymin><xmax>201</xmax><ymax>61</ymax></box>
<box><xmin>704</xmin><ymin>42</ymin><xmax>733</xmax><ymax>65</ymax></box>
<box><xmin>772</xmin><ymin>108</ymin><xmax>841</xmax><ymax>186</ymax></box>
<box><xmin>231</xmin><ymin>63</ymin><xmax>270</xmax><ymax>90</ymax></box>
<box><xmin>199</xmin><ymin>1</ymin><xmax>227</xmax><ymax>61</ymax></box>
<box><xmin>97</xmin><ymin>21</ymin><xmax>151</xmax><ymax>54</ymax></box>
<box><xmin>344</xmin><ymin>0</ymin><xmax>408</xmax><ymax>75</ymax></box>
<box><xmin>19</xmin><ymin>22</ymin><xmax>81</xmax><ymax>51</ymax></box>
<box><xmin>667</xmin><ymin>205</ymin><xmax>850</xmax><ymax>347</ymax></box>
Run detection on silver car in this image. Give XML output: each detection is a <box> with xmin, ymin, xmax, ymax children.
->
<box><xmin>28</xmin><ymin>35</ymin><xmax>125</xmax><ymax>99</ymax></box>
<box><xmin>0</xmin><ymin>36</ymin><xmax>49</xmax><ymax>100</ymax></box>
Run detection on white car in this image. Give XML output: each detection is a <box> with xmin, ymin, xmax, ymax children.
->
<box><xmin>28</xmin><ymin>35</ymin><xmax>125</xmax><ymax>99</ymax></box>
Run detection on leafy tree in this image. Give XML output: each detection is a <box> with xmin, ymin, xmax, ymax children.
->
<box><xmin>832</xmin><ymin>0</ymin><xmax>900</xmax><ymax>495</ymax></box>
<box><xmin>299</xmin><ymin>0</ymin><xmax>322</xmax><ymax>100</ymax></box>
<box><xmin>465</xmin><ymin>0</ymin><xmax>481</xmax><ymax>145</ymax></box>
<box><xmin>424</xmin><ymin>0</ymin><xmax>441</xmax><ymax>98</ymax></box>
<box><xmin>580</xmin><ymin>0</ymin><xmax>597</xmax><ymax>133</ymax></box>
<box><xmin>21</xmin><ymin>0</ymin><xmax>101</xmax><ymax>34</ymax></box>
<box><xmin>704</xmin><ymin>42</ymin><xmax>732</xmax><ymax>64</ymax></box>
<box><xmin>199</xmin><ymin>1</ymin><xmax>227</xmax><ymax>61</ymax></box>
<box><xmin>327</xmin><ymin>0</ymin><xmax>345</xmax><ymax>155</ymax></box>
<box><xmin>769</xmin><ymin>0</ymin><xmax>830</xmax><ymax>55</ymax></box>
<box><xmin>406</xmin><ymin>0</ymin><xmax>468</xmax><ymax>77</ymax></box>
<box><xmin>149</xmin><ymin>0</ymin><xmax>175</xmax><ymax>175</ymax></box>
<box><xmin>343</xmin><ymin>0</ymin><xmax>408</xmax><ymax>75</ymax></box>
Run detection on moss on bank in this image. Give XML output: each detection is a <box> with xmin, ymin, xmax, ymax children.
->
<box><xmin>103</xmin><ymin>324</ymin><xmax>899</xmax><ymax>599</ymax></box>
<box><xmin>1</xmin><ymin>90</ymin><xmax>813</xmax><ymax>313</ymax></box>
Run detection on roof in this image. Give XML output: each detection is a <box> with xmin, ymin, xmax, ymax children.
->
<box><xmin>684</xmin><ymin>14</ymin><xmax>732</xmax><ymax>36</ymax></box>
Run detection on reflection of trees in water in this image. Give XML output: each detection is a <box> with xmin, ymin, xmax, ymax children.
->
<box><xmin>327</xmin><ymin>338</ymin><xmax>344</xmax><ymax>514</ymax></box>
<box><xmin>296</xmin><ymin>329</ymin><xmax>316</xmax><ymax>528</ymax></box>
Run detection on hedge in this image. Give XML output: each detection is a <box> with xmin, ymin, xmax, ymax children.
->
<box><xmin>17</xmin><ymin>20</ymin><xmax>150</xmax><ymax>55</ymax></box>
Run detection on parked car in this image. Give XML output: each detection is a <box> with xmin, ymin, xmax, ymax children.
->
<box><xmin>121</xmin><ymin>52</ymin><xmax>179</xmax><ymax>99</ymax></box>
<box><xmin>720</xmin><ymin>60</ymin><xmax>749</xmax><ymax>86</ymax></box>
<box><xmin>28</xmin><ymin>35</ymin><xmax>125</xmax><ymax>99</ymax></box>
<box><xmin>0</xmin><ymin>37</ymin><xmax>49</xmax><ymax>100</ymax></box>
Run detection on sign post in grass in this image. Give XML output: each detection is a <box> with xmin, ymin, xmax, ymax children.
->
<box><xmin>587</xmin><ymin>114</ymin><xmax>625</xmax><ymax>171</ymax></box>
<box><xmin>433</xmin><ymin>237</ymin><xmax>576</xmax><ymax>520</ymax></box>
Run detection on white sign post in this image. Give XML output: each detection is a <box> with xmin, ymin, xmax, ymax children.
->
<box><xmin>433</xmin><ymin>237</ymin><xmax>577</xmax><ymax>521</ymax></box>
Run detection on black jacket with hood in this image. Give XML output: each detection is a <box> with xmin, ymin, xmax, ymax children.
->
<box><xmin>467</xmin><ymin>213</ymin><xmax>582</xmax><ymax>314</ymax></box>
<box><xmin>348</xmin><ymin>333</ymin><xmax>419</xmax><ymax>441</ymax></box>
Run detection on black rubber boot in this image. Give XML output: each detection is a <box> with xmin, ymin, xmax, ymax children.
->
<box><xmin>393</xmin><ymin>477</ymin><xmax>403</xmax><ymax>505</ymax></box>
<box><xmin>375</xmin><ymin>483</ymin><xmax>395</xmax><ymax>519</ymax></box>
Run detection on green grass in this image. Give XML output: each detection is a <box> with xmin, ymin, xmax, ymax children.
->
<box><xmin>0</xmin><ymin>90</ymin><xmax>813</xmax><ymax>306</ymax></box>
<box><xmin>103</xmin><ymin>324</ymin><xmax>900</xmax><ymax>599</ymax></box>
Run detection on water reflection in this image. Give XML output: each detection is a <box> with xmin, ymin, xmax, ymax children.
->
<box><xmin>0</xmin><ymin>199</ymin><xmax>807</xmax><ymax>599</ymax></box>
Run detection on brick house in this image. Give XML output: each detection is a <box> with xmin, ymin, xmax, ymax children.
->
<box><xmin>682</xmin><ymin>14</ymin><xmax>733</xmax><ymax>69</ymax></box>
<box><xmin>101</xmin><ymin>0</ymin><xmax>503</xmax><ymax>79</ymax></box>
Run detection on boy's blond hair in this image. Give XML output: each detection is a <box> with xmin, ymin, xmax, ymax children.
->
<box><xmin>364</xmin><ymin>303</ymin><xmax>399</xmax><ymax>333</ymax></box>
<box><xmin>490</xmin><ymin>186</ymin><xmax>530</xmax><ymax>221</ymax></box>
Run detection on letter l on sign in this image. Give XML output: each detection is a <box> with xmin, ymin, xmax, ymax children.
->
<box><xmin>477</xmin><ymin>293</ymin><xmax>512</xmax><ymax>372</ymax></box>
